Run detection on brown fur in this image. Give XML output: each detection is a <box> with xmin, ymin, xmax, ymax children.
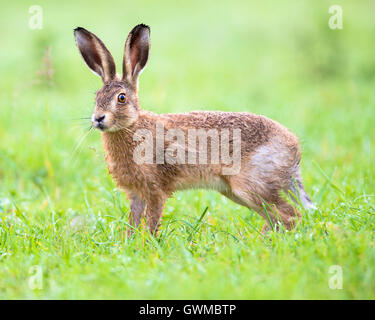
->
<box><xmin>74</xmin><ymin>24</ymin><xmax>313</xmax><ymax>235</ymax></box>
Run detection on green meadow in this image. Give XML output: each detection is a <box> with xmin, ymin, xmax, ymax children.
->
<box><xmin>0</xmin><ymin>0</ymin><xmax>374</xmax><ymax>299</ymax></box>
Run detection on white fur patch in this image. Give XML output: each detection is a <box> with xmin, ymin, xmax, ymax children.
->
<box><xmin>250</xmin><ymin>137</ymin><xmax>296</xmax><ymax>179</ymax></box>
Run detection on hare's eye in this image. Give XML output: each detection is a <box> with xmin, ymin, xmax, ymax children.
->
<box><xmin>117</xmin><ymin>93</ymin><xmax>126</xmax><ymax>103</ymax></box>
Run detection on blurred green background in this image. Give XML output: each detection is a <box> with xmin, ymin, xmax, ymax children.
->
<box><xmin>0</xmin><ymin>0</ymin><xmax>374</xmax><ymax>299</ymax></box>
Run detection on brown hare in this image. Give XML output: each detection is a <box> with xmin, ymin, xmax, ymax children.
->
<box><xmin>74</xmin><ymin>24</ymin><xmax>315</xmax><ymax>235</ymax></box>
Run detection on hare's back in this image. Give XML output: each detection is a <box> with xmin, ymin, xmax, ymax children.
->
<box><xmin>140</xmin><ymin>110</ymin><xmax>299</xmax><ymax>156</ymax></box>
<box><xmin>159</xmin><ymin>111</ymin><xmax>283</xmax><ymax>149</ymax></box>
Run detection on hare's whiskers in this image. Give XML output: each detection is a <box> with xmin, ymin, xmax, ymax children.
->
<box><xmin>71</xmin><ymin>117</ymin><xmax>92</xmax><ymax>121</ymax></box>
<box><xmin>69</xmin><ymin>126</ymin><xmax>94</xmax><ymax>166</ymax></box>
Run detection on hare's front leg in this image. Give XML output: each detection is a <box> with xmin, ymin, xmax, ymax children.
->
<box><xmin>145</xmin><ymin>194</ymin><xmax>167</xmax><ymax>235</ymax></box>
<box><xmin>127</xmin><ymin>195</ymin><xmax>146</xmax><ymax>235</ymax></box>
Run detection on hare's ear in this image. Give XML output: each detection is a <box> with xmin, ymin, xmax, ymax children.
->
<box><xmin>122</xmin><ymin>24</ymin><xmax>150</xmax><ymax>89</ymax></box>
<box><xmin>74</xmin><ymin>27</ymin><xmax>116</xmax><ymax>83</ymax></box>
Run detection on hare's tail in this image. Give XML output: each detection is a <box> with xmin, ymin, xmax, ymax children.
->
<box><xmin>289</xmin><ymin>170</ymin><xmax>317</xmax><ymax>210</ymax></box>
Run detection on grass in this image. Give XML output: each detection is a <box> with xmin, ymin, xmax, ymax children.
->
<box><xmin>0</xmin><ymin>0</ymin><xmax>374</xmax><ymax>299</ymax></box>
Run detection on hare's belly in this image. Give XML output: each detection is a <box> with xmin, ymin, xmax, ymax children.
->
<box><xmin>175</xmin><ymin>173</ymin><xmax>230</xmax><ymax>193</ymax></box>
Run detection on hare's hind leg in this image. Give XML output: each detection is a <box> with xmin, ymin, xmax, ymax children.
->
<box><xmin>225</xmin><ymin>176</ymin><xmax>300</xmax><ymax>232</ymax></box>
<box><xmin>260</xmin><ymin>197</ymin><xmax>301</xmax><ymax>232</ymax></box>
<box><xmin>228</xmin><ymin>136</ymin><xmax>304</xmax><ymax>231</ymax></box>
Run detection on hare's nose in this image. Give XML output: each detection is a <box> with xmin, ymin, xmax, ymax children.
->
<box><xmin>95</xmin><ymin>115</ymin><xmax>105</xmax><ymax>123</ymax></box>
